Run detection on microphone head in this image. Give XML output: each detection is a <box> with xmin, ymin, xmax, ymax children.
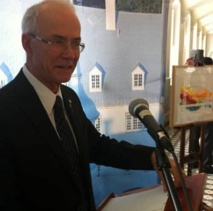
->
<box><xmin>129</xmin><ymin>99</ymin><xmax>149</xmax><ymax>117</ymax></box>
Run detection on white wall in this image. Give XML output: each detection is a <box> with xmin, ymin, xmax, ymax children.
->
<box><xmin>0</xmin><ymin>0</ymin><xmax>41</xmax><ymax>77</ymax></box>
<box><xmin>98</xmin><ymin>104</ymin><xmax>161</xmax><ymax>135</ymax></box>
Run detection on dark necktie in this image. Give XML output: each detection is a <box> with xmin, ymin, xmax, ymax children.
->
<box><xmin>53</xmin><ymin>96</ymin><xmax>89</xmax><ymax>210</ymax></box>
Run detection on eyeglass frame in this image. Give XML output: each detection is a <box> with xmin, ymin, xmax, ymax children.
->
<box><xmin>30</xmin><ymin>34</ymin><xmax>85</xmax><ymax>53</ymax></box>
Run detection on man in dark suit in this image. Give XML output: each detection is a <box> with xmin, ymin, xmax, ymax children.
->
<box><xmin>0</xmin><ymin>0</ymin><xmax>183</xmax><ymax>210</ymax></box>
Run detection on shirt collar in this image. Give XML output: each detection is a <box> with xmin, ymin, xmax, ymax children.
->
<box><xmin>22</xmin><ymin>65</ymin><xmax>62</xmax><ymax>115</ymax></box>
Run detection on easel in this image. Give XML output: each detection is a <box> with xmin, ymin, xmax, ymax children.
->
<box><xmin>178</xmin><ymin>57</ymin><xmax>209</xmax><ymax>175</ymax></box>
<box><xmin>170</xmin><ymin>66</ymin><xmax>213</xmax><ymax>176</ymax></box>
<box><xmin>179</xmin><ymin>123</ymin><xmax>205</xmax><ymax>176</ymax></box>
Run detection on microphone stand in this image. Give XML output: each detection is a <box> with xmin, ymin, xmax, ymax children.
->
<box><xmin>155</xmin><ymin>142</ymin><xmax>183</xmax><ymax>211</ymax></box>
<box><xmin>159</xmin><ymin>125</ymin><xmax>193</xmax><ymax>211</ymax></box>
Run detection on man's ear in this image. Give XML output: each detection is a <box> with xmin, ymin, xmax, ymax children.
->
<box><xmin>22</xmin><ymin>34</ymin><xmax>32</xmax><ymax>55</ymax></box>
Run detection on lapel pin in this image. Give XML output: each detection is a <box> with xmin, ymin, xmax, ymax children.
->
<box><xmin>68</xmin><ymin>99</ymin><xmax>72</xmax><ymax>107</ymax></box>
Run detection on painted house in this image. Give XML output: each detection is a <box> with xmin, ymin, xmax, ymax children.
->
<box><xmin>72</xmin><ymin>3</ymin><xmax>166</xmax><ymax>205</ymax></box>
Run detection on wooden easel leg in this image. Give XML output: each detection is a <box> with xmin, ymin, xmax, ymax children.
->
<box><xmin>179</xmin><ymin>127</ymin><xmax>186</xmax><ymax>169</ymax></box>
<box><xmin>187</xmin><ymin>126</ymin><xmax>194</xmax><ymax>176</ymax></box>
<box><xmin>199</xmin><ymin>124</ymin><xmax>205</xmax><ymax>173</ymax></box>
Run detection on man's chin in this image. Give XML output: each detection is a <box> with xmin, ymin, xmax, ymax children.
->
<box><xmin>58</xmin><ymin>72</ymin><xmax>73</xmax><ymax>82</ymax></box>
<box><xmin>61</xmin><ymin>75</ymin><xmax>72</xmax><ymax>84</ymax></box>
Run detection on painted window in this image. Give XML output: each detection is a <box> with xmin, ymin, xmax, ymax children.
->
<box><xmin>91</xmin><ymin>75</ymin><xmax>100</xmax><ymax>89</ymax></box>
<box><xmin>132</xmin><ymin>66</ymin><xmax>144</xmax><ymax>90</ymax></box>
<box><xmin>89</xmin><ymin>66</ymin><xmax>102</xmax><ymax>92</ymax></box>
<box><xmin>126</xmin><ymin>113</ymin><xmax>142</xmax><ymax>131</ymax></box>
<box><xmin>134</xmin><ymin>74</ymin><xmax>143</xmax><ymax>87</ymax></box>
<box><xmin>95</xmin><ymin>116</ymin><xmax>101</xmax><ymax>132</ymax></box>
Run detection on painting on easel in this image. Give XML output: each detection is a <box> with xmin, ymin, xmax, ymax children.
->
<box><xmin>170</xmin><ymin>65</ymin><xmax>213</xmax><ymax>127</ymax></box>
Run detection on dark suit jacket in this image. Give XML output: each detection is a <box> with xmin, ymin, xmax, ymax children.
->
<box><xmin>0</xmin><ymin>70</ymin><xmax>155</xmax><ymax>211</ymax></box>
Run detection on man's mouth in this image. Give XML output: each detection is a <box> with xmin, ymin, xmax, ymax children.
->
<box><xmin>56</xmin><ymin>65</ymin><xmax>72</xmax><ymax>69</ymax></box>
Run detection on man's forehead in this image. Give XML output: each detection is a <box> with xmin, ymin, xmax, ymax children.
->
<box><xmin>36</xmin><ymin>4</ymin><xmax>79</xmax><ymax>32</ymax></box>
<box><xmin>38</xmin><ymin>2</ymin><xmax>75</xmax><ymax>20</ymax></box>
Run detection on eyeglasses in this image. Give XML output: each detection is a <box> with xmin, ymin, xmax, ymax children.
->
<box><xmin>30</xmin><ymin>34</ymin><xmax>85</xmax><ymax>53</ymax></box>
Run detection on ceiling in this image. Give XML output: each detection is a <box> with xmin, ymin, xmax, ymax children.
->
<box><xmin>181</xmin><ymin>0</ymin><xmax>213</xmax><ymax>35</ymax></box>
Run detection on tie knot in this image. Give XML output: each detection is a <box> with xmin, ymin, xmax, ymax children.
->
<box><xmin>54</xmin><ymin>95</ymin><xmax>63</xmax><ymax>108</ymax></box>
<box><xmin>55</xmin><ymin>95</ymin><xmax>62</xmax><ymax>105</ymax></box>
<box><xmin>54</xmin><ymin>96</ymin><xmax>65</xmax><ymax>117</ymax></box>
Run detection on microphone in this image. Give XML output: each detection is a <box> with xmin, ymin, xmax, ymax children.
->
<box><xmin>129</xmin><ymin>99</ymin><xmax>174</xmax><ymax>152</ymax></box>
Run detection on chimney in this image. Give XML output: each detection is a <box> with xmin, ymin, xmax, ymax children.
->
<box><xmin>105</xmin><ymin>0</ymin><xmax>116</xmax><ymax>30</ymax></box>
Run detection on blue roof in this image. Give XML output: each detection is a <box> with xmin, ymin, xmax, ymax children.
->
<box><xmin>75</xmin><ymin>6</ymin><xmax>164</xmax><ymax>106</ymax></box>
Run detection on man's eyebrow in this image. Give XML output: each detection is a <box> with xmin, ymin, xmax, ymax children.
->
<box><xmin>72</xmin><ymin>38</ymin><xmax>82</xmax><ymax>42</ymax></box>
<box><xmin>51</xmin><ymin>35</ymin><xmax>81</xmax><ymax>42</ymax></box>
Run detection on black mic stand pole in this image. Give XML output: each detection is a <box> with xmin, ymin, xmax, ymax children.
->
<box><xmin>155</xmin><ymin>142</ymin><xmax>182</xmax><ymax>211</ymax></box>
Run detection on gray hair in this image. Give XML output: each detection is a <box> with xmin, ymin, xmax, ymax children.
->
<box><xmin>21</xmin><ymin>0</ymin><xmax>75</xmax><ymax>34</ymax></box>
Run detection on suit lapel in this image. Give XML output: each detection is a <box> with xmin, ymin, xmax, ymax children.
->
<box><xmin>11</xmin><ymin>71</ymin><xmax>80</xmax><ymax>178</ymax></box>
<box><xmin>62</xmin><ymin>91</ymin><xmax>96</xmax><ymax>209</ymax></box>
<box><xmin>61</xmin><ymin>87</ymin><xmax>92</xmax><ymax>176</ymax></box>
